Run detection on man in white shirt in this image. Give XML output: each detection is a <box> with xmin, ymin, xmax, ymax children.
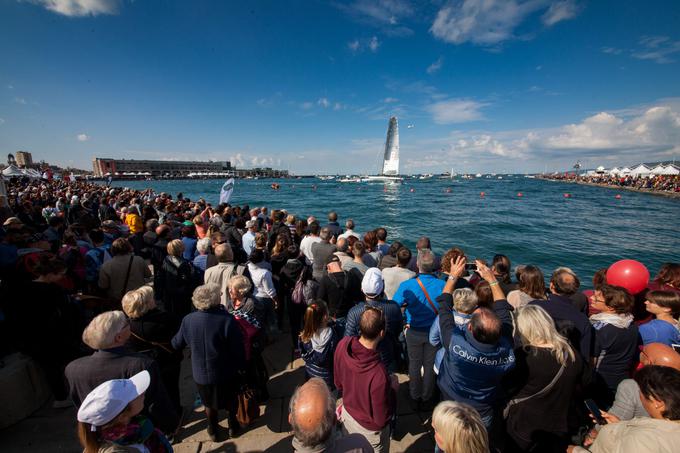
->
<box><xmin>299</xmin><ymin>221</ymin><xmax>322</xmax><ymax>265</ymax></box>
<box><xmin>242</xmin><ymin>219</ymin><xmax>258</xmax><ymax>256</ymax></box>
<box><xmin>338</xmin><ymin>219</ymin><xmax>361</xmax><ymax>241</ymax></box>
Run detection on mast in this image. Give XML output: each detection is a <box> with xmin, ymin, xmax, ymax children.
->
<box><xmin>381</xmin><ymin>117</ymin><xmax>399</xmax><ymax>175</ymax></box>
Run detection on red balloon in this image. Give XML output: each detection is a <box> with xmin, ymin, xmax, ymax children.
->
<box><xmin>606</xmin><ymin>260</ymin><xmax>650</xmax><ymax>295</ymax></box>
<box><xmin>517</xmin><ymin>192</ymin><xmax>523</xmax><ymax>197</ymax></box>
<box><xmin>564</xmin><ymin>193</ymin><xmax>571</xmax><ymax>198</ymax></box>
<box><xmin>480</xmin><ymin>191</ymin><xmax>485</xmax><ymax>197</ymax></box>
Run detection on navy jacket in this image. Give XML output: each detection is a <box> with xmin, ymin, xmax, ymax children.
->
<box><xmin>530</xmin><ymin>294</ymin><xmax>594</xmax><ymax>360</ymax></box>
<box><xmin>299</xmin><ymin>323</ymin><xmax>342</xmax><ymax>389</ymax></box>
<box><xmin>344</xmin><ymin>299</ymin><xmax>403</xmax><ymax>368</ymax></box>
<box><xmin>436</xmin><ymin>293</ymin><xmax>515</xmax><ymax>421</ymax></box>
<box><xmin>172</xmin><ymin>306</ymin><xmax>244</xmax><ymax>385</ymax></box>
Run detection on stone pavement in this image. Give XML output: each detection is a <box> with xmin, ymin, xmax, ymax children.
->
<box><xmin>0</xmin><ymin>331</ymin><xmax>435</xmax><ymax>452</ymax></box>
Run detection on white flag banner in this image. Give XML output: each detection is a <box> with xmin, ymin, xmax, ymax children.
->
<box><xmin>220</xmin><ymin>178</ymin><xmax>235</xmax><ymax>204</ymax></box>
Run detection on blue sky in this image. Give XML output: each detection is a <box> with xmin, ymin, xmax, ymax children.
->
<box><xmin>1</xmin><ymin>0</ymin><xmax>679</xmax><ymax>174</ymax></box>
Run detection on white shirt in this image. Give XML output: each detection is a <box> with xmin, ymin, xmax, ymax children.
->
<box><xmin>247</xmin><ymin>262</ymin><xmax>277</xmax><ymax>299</ymax></box>
<box><xmin>299</xmin><ymin>235</ymin><xmax>322</xmax><ymax>265</ymax></box>
<box><xmin>338</xmin><ymin>229</ymin><xmax>361</xmax><ymax>240</ymax></box>
<box><xmin>382</xmin><ymin>266</ymin><xmax>416</xmax><ymax>300</ymax></box>
<box><xmin>242</xmin><ymin>230</ymin><xmax>256</xmax><ymax>256</ymax></box>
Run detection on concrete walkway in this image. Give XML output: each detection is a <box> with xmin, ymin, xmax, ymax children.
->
<box><xmin>0</xmin><ymin>331</ymin><xmax>435</xmax><ymax>452</ymax></box>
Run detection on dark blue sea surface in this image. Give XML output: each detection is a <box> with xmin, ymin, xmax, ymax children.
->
<box><xmin>113</xmin><ymin>177</ymin><xmax>680</xmax><ymax>285</ymax></box>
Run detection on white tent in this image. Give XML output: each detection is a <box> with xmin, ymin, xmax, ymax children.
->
<box><xmin>620</xmin><ymin>167</ymin><xmax>632</xmax><ymax>175</ymax></box>
<box><xmin>2</xmin><ymin>164</ymin><xmax>27</xmax><ymax>179</ymax></box>
<box><xmin>596</xmin><ymin>166</ymin><xmax>606</xmax><ymax>173</ymax></box>
<box><xmin>630</xmin><ymin>164</ymin><xmax>651</xmax><ymax>176</ymax></box>
<box><xmin>661</xmin><ymin>164</ymin><xmax>680</xmax><ymax>175</ymax></box>
<box><xmin>609</xmin><ymin>167</ymin><xmax>621</xmax><ymax>175</ymax></box>
<box><xmin>651</xmin><ymin>164</ymin><xmax>666</xmax><ymax>175</ymax></box>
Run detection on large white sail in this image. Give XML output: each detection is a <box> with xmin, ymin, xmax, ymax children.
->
<box><xmin>382</xmin><ymin>116</ymin><xmax>399</xmax><ymax>175</ymax></box>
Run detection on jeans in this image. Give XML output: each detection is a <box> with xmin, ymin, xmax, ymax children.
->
<box><xmin>405</xmin><ymin>328</ymin><xmax>437</xmax><ymax>401</ymax></box>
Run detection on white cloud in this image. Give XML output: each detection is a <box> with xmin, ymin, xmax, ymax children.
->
<box><xmin>368</xmin><ymin>36</ymin><xmax>380</xmax><ymax>52</ymax></box>
<box><xmin>383</xmin><ymin>97</ymin><xmax>399</xmax><ymax>103</ymax></box>
<box><xmin>348</xmin><ymin>40</ymin><xmax>361</xmax><ymax>52</ymax></box>
<box><xmin>7</xmin><ymin>84</ymin><xmax>14</xmax><ymax>89</ymax></box>
<box><xmin>542</xmin><ymin>0</ymin><xmax>579</xmax><ymax>26</ymax></box>
<box><xmin>333</xmin><ymin>102</ymin><xmax>344</xmax><ymax>111</ymax></box>
<box><xmin>317</xmin><ymin>97</ymin><xmax>330</xmax><ymax>108</ymax></box>
<box><xmin>601</xmin><ymin>46</ymin><xmax>623</xmax><ymax>55</ymax></box>
<box><xmin>426</xmin><ymin>99</ymin><xmax>487</xmax><ymax>124</ymax></box>
<box><xmin>14</xmin><ymin>97</ymin><xmax>27</xmax><ymax>104</ymax></box>
<box><xmin>426</xmin><ymin>57</ymin><xmax>444</xmax><ymax>74</ymax></box>
<box><xmin>338</xmin><ymin>0</ymin><xmax>414</xmax><ymax>36</ymax></box>
<box><xmin>300</xmin><ymin>101</ymin><xmax>314</xmax><ymax>110</ymax></box>
<box><xmin>431</xmin><ymin>0</ymin><xmax>581</xmax><ymax>46</ymax></box>
<box><xmin>77</xmin><ymin>133</ymin><xmax>89</xmax><ymax>141</ymax></box>
<box><xmin>632</xmin><ymin>36</ymin><xmax>680</xmax><ymax>64</ymax></box>
<box><xmin>30</xmin><ymin>0</ymin><xmax>119</xmax><ymax>17</ymax></box>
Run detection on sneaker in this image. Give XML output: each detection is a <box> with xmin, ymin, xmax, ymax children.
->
<box><xmin>52</xmin><ymin>399</ymin><xmax>72</xmax><ymax>409</ymax></box>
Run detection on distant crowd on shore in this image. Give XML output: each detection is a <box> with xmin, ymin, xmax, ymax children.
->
<box><xmin>542</xmin><ymin>172</ymin><xmax>680</xmax><ymax>194</ymax></box>
<box><xmin>1</xmin><ymin>176</ymin><xmax>680</xmax><ymax>453</ymax></box>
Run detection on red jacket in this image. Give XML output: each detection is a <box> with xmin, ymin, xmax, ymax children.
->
<box><xmin>334</xmin><ymin>336</ymin><xmax>394</xmax><ymax>430</ymax></box>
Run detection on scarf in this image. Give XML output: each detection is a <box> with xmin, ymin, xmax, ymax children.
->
<box><xmin>590</xmin><ymin>312</ymin><xmax>634</xmax><ymax>330</ymax></box>
<box><xmin>100</xmin><ymin>416</ymin><xmax>172</xmax><ymax>453</ymax></box>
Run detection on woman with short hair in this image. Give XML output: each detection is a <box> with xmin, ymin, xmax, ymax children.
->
<box><xmin>589</xmin><ymin>284</ymin><xmax>639</xmax><ymax>407</ymax></box>
<box><xmin>504</xmin><ymin>304</ymin><xmax>583</xmax><ymax>452</ymax></box>
<box><xmin>507</xmin><ymin>265</ymin><xmax>547</xmax><ymax>309</ymax></box>
<box><xmin>431</xmin><ymin>401</ymin><xmax>489</xmax><ymax>453</ymax></box>
<box><xmin>171</xmin><ymin>284</ymin><xmax>245</xmax><ymax>441</ymax></box>
<box><xmin>157</xmin><ymin>239</ymin><xmax>196</xmax><ymax>318</ymax></box>
<box><xmin>639</xmin><ymin>290</ymin><xmax>680</xmax><ymax>347</ymax></box>
<box><xmin>122</xmin><ymin>286</ymin><xmax>182</xmax><ymax>413</ymax></box>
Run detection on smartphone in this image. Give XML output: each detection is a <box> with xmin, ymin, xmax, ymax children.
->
<box><xmin>584</xmin><ymin>399</ymin><xmax>607</xmax><ymax>425</ymax></box>
<box><xmin>672</xmin><ymin>344</ymin><xmax>680</xmax><ymax>354</ymax></box>
<box><xmin>465</xmin><ymin>262</ymin><xmax>477</xmax><ymax>272</ymax></box>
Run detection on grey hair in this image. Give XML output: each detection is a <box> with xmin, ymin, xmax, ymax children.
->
<box><xmin>196</xmin><ymin>237</ymin><xmax>212</xmax><ymax>254</ymax></box>
<box><xmin>345</xmin><ymin>219</ymin><xmax>355</xmax><ymax>230</ymax></box>
<box><xmin>192</xmin><ymin>284</ymin><xmax>221</xmax><ymax>310</ymax></box>
<box><xmin>82</xmin><ymin>310</ymin><xmax>129</xmax><ymax>350</ymax></box>
<box><xmin>417</xmin><ymin>249</ymin><xmax>436</xmax><ymax>274</ymax></box>
<box><xmin>289</xmin><ymin>378</ymin><xmax>336</xmax><ymax>448</ymax></box>
<box><xmin>121</xmin><ymin>286</ymin><xmax>156</xmax><ymax>319</ymax></box>
<box><xmin>228</xmin><ymin>275</ymin><xmax>252</xmax><ymax>298</ymax></box>
<box><xmin>452</xmin><ymin>288</ymin><xmax>478</xmax><ymax>314</ymax></box>
<box><xmin>336</xmin><ymin>236</ymin><xmax>348</xmax><ymax>252</ymax></box>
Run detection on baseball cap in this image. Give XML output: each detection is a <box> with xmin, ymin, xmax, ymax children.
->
<box><xmin>361</xmin><ymin>267</ymin><xmax>384</xmax><ymax>297</ymax></box>
<box><xmin>245</xmin><ymin>219</ymin><xmax>257</xmax><ymax>228</ymax></box>
<box><xmin>77</xmin><ymin>370</ymin><xmax>150</xmax><ymax>429</ymax></box>
<box><xmin>326</xmin><ymin>254</ymin><xmax>341</xmax><ymax>266</ymax></box>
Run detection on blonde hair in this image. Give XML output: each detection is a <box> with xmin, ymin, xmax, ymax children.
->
<box><xmin>121</xmin><ymin>286</ymin><xmax>155</xmax><ymax>319</ymax></box>
<box><xmin>192</xmin><ymin>284</ymin><xmax>221</xmax><ymax>310</ymax></box>
<box><xmin>515</xmin><ymin>305</ymin><xmax>576</xmax><ymax>366</ymax></box>
<box><xmin>432</xmin><ymin>401</ymin><xmax>489</xmax><ymax>453</ymax></box>
<box><xmin>82</xmin><ymin>311</ymin><xmax>129</xmax><ymax>350</ymax></box>
<box><xmin>452</xmin><ymin>288</ymin><xmax>478</xmax><ymax>314</ymax></box>
<box><xmin>167</xmin><ymin>239</ymin><xmax>184</xmax><ymax>257</ymax></box>
<box><xmin>228</xmin><ymin>275</ymin><xmax>251</xmax><ymax>298</ymax></box>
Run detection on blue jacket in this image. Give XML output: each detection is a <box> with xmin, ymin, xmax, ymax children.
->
<box><xmin>171</xmin><ymin>306</ymin><xmax>244</xmax><ymax>385</ymax></box>
<box><xmin>430</xmin><ymin>311</ymin><xmax>471</xmax><ymax>374</ymax></box>
<box><xmin>436</xmin><ymin>293</ymin><xmax>515</xmax><ymax>420</ymax></box>
<box><xmin>393</xmin><ymin>274</ymin><xmax>444</xmax><ymax>331</ymax></box>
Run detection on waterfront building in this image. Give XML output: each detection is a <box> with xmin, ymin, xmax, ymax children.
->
<box><xmin>15</xmin><ymin>151</ymin><xmax>33</xmax><ymax>168</ymax></box>
<box><xmin>92</xmin><ymin>158</ymin><xmax>232</xmax><ymax>177</ymax></box>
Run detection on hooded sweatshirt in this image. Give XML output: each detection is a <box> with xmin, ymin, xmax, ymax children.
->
<box><xmin>334</xmin><ymin>336</ymin><xmax>394</xmax><ymax>431</ymax></box>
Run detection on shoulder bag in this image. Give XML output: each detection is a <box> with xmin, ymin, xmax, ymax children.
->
<box><xmin>415</xmin><ymin>277</ymin><xmax>439</xmax><ymax>315</ymax></box>
<box><xmin>503</xmin><ymin>360</ymin><xmax>566</xmax><ymax>419</ymax></box>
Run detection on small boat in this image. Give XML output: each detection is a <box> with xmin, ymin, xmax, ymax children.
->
<box><xmin>271</xmin><ymin>183</ymin><xmax>280</xmax><ymax>190</ymax></box>
<box><xmin>475</xmin><ymin>173</ymin><xmax>483</xmax><ymax>178</ymax></box>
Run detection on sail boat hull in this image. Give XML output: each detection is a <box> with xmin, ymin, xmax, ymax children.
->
<box><xmin>360</xmin><ymin>175</ymin><xmax>403</xmax><ymax>183</ymax></box>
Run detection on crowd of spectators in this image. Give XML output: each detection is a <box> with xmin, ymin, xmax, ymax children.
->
<box><xmin>542</xmin><ymin>172</ymin><xmax>680</xmax><ymax>193</ymax></box>
<box><xmin>1</xmin><ymin>176</ymin><xmax>680</xmax><ymax>452</ymax></box>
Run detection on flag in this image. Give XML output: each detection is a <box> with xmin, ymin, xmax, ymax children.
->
<box><xmin>220</xmin><ymin>178</ymin><xmax>235</xmax><ymax>204</ymax></box>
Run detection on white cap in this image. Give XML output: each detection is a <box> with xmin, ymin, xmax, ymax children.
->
<box><xmin>361</xmin><ymin>267</ymin><xmax>384</xmax><ymax>296</ymax></box>
<box><xmin>77</xmin><ymin>370</ymin><xmax>150</xmax><ymax>429</ymax></box>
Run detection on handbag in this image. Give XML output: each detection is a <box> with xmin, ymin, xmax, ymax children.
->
<box><xmin>236</xmin><ymin>384</ymin><xmax>260</xmax><ymax>428</ymax></box>
<box><xmin>503</xmin><ymin>360</ymin><xmax>566</xmax><ymax>419</ymax></box>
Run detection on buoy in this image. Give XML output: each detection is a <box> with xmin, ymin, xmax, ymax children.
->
<box><xmin>410</xmin><ymin>188</ymin><xmax>415</xmax><ymax>193</ymax></box>
<box><xmin>312</xmin><ymin>185</ymin><xmax>317</xmax><ymax>190</ymax></box>
<box><xmin>480</xmin><ymin>192</ymin><xmax>485</xmax><ymax>198</ymax></box>
<box><xmin>383</xmin><ymin>185</ymin><xmax>387</xmax><ymax>192</ymax></box>
<box><xmin>517</xmin><ymin>192</ymin><xmax>523</xmax><ymax>197</ymax></box>
<box><xmin>446</xmin><ymin>188</ymin><xmax>452</xmax><ymax>193</ymax></box>
<box><xmin>615</xmin><ymin>194</ymin><xmax>622</xmax><ymax>199</ymax></box>
<box><xmin>563</xmin><ymin>193</ymin><xmax>571</xmax><ymax>198</ymax></box>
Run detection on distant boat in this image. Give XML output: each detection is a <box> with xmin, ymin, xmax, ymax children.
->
<box><xmin>362</xmin><ymin>117</ymin><xmax>403</xmax><ymax>184</ymax></box>
<box><xmin>475</xmin><ymin>173</ymin><xmax>483</xmax><ymax>178</ymax></box>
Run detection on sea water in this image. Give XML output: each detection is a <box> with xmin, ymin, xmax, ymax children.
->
<box><xmin>112</xmin><ymin>177</ymin><xmax>680</xmax><ymax>283</ymax></box>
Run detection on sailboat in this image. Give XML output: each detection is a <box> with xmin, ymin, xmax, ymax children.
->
<box><xmin>362</xmin><ymin>117</ymin><xmax>403</xmax><ymax>183</ymax></box>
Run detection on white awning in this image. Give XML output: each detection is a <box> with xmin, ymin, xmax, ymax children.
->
<box><xmin>661</xmin><ymin>164</ymin><xmax>680</xmax><ymax>175</ymax></box>
<box><xmin>651</xmin><ymin>165</ymin><xmax>666</xmax><ymax>175</ymax></box>
<box><xmin>630</xmin><ymin>164</ymin><xmax>651</xmax><ymax>176</ymax></box>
